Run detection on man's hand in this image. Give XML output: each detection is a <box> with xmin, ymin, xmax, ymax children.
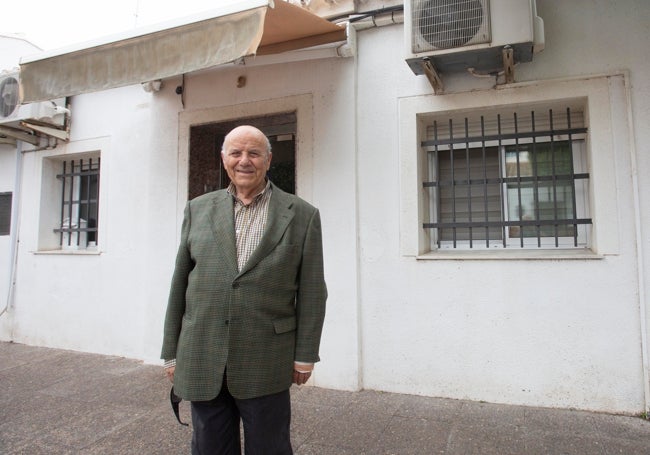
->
<box><xmin>165</xmin><ymin>365</ymin><xmax>175</xmax><ymax>383</ymax></box>
<box><xmin>292</xmin><ymin>362</ymin><xmax>313</xmax><ymax>385</ymax></box>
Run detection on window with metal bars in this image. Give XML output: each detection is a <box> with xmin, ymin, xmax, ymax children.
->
<box><xmin>53</xmin><ymin>158</ymin><xmax>100</xmax><ymax>249</ymax></box>
<box><xmin>422</xmin><ymin>105</ymin><xmax>591</xmax><ymax>249</ymax></box>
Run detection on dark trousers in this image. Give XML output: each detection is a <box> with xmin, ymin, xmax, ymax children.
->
<box><xmin>190</xmin><ymin>379</ymin><xmax>292</xmax><ymax>455</ymax></box>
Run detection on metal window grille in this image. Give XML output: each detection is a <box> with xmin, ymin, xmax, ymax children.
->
<box><xmin>54</xmin><ymin>158</ymin><xmax>100</xmax><ymax>248</ymax></box>
<box><xmin>422</xmin><ymin>107</ymin><xmax>591</xmax><ymax>249</ymax></box>
<box><xmin>0</xmin><ymin>192</ymin><xmax>11</xmax><ymax>236</ymax></box>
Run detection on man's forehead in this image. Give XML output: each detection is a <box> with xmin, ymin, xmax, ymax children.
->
<box><xmin>227</xmin><ymin>139</ymin><xmax>266</xmax><ymax>150</ymax></box>
<box><xmin>226</xmin><ymin>132</ymin><xmax>268</xmax><ymax>150</ymax></box>
<box><xmin>230</xmin><ymin>126</ymin><xmax>265</xmax><ymax>140</ymax></box>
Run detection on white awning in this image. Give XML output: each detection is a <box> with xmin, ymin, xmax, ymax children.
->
<box><xmin>19</xmin><ymin>0</ymin><xmax>346</xmax><ymax>103</ymax></box>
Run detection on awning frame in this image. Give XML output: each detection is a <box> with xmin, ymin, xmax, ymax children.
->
<box><xmin>19</xmin><ymin>0</ymin><xmax>347</xmax><ymax>103</ymax></box>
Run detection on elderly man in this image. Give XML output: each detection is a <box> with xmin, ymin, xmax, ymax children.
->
<box><xmin>161</xmin><ymin>125</ymin><xmax>327</xmax><ymax>454</ymax></box>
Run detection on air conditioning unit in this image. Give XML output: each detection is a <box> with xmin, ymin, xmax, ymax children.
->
<box><xmin>0</xmin><ymin>70</ymin><xmax>68</xmax><ymax>130</ymax></box>
<box><xmin>405</xmin><ymin>0</ymin><xmax>544</xmax><ymax>76</ymax></box>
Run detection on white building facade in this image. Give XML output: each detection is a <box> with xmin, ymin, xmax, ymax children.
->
<box><xmin>1</xmin><ymin>0</ymin><xmax>649</xmax><ymax>415</ymax></box>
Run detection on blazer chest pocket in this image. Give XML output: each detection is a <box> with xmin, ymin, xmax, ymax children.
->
<box><xmin>273</xmin><ymin>316</ymin><xmax>297</xmax><ymax>334</ymax></box>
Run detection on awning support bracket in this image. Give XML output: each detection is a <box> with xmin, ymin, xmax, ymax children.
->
<box><xmin>0</xmin><ymin>126</ymin><xmax>39</xmax><ymax>145</ymax></box>
<box><xmin>21</xmin><ymin>122</ymin><xmax>70</xmax><ymax>142</ymax></box>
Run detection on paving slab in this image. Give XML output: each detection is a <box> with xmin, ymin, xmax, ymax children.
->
<box><xmin>1</xmin><ymin>341</ymin><xmax>649</xmax><ymax>454</ymax></box>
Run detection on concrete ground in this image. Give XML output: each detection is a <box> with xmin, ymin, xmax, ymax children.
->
<box><xmin>1</xmin><ymin>341</ymin><xmax>649</xmax><ymax>454</ymax></box>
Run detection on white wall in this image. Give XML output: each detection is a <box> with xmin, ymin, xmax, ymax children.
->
<box><xmin>9</xmin><ymin>86</ymin><xmax>164</xmax><ymax>359</ymax></box>
<box><xmin>353</xmin><ymin>0</ymin><xmax>649</xmax><ymax>414</ymax></box>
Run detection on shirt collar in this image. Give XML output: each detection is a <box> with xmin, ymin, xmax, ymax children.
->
<box><xmin>227</xmin><ymin>179</ymin><xmax>272</xmax><ymax>205</ymax></box>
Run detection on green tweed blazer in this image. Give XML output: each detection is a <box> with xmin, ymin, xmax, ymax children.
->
<box><xmin>161</xmin><ymin>183</ymin><xmax>327</xmax><ymax>401</ymax></box>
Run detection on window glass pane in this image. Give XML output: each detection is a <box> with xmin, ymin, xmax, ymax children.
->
<box><xmin>58</xmin><ymin>157</ymin><xmax>100</xmax><ymax>248</ymax></box>
<box><xmin>505</xmin><ymin>142</ymin><xmax>575</xmax><ymax>238</ymax></box>
<box><xmin>437</xmin><ymin>146</ymin><xmax>502</xmax><ymax>242</ymax></box>
<box><xmin>0</xmin><ymin>193</ymin><xmax>11</xmax><ymax>236</ymax></box>
<box><xmin>79</xmin><ymin>171</ymin><xmax>99</xmax><ymax>243</ymax></box>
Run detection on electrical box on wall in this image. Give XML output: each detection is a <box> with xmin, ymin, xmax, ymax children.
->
<box><xmin>404</xmin><ymin>0</ymin><xmax>544</xmax><ymax>80</ymax></box>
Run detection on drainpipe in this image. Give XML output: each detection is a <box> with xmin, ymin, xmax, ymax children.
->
<box><xmin>1</xmin><ymin>141</ymin><xmax>23</xmax><ymax>320</ymax></box>
<box><xmin>346</xmin><ymin>8</ymin><xmax>404</xmax><ymax>31</ymax></box>
<box><xmin>335</xmin><ymin>8</ymin><xmax>404</xmax><ymax>58</ymax></box>
<box><xmin>338</xmin><ymin>7</ymin><xmax>403</xmax><ymax>391</ymax></box>
<box><xmin>624</xmin><ymin>72</ymin><xmax>650</xmax><ymax>414</ymax></box>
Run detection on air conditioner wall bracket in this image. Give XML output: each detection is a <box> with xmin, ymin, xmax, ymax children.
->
<box><xmin>502</xmin><ymin>46</ymin><xmax>515</xmax><ymax>84</ymax></box>
<box><xmin>421</xmin><ymin>58</ymin><xmax>444</xmax><ymax>94</ymax></box>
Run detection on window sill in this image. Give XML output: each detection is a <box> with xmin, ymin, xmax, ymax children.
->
<box><xmin>34</xmin><ymin>248</ymin><xmax>101</xmax><ymax>255</ymax></box>
<box><xmin>416</xmin><ymin>248</ymin><xmax>603</xmax><ymax>260</ymax></box>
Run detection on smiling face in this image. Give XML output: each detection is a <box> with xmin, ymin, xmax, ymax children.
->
<box><xmin>221</xmin><ymin>126</ymin><xmax>272</xmax><ymax>198</ymax></box>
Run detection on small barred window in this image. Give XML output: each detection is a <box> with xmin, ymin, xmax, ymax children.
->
<box><xmin>422</xmin><ymin>104</ymin><xmax>590</xmax><ymax>249</ymax></box>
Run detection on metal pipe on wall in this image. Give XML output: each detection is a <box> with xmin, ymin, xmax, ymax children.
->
<box><xmin>1</xmin><ymin>141</ymin><xmax>23</xmax><ymax>320</ymax></box>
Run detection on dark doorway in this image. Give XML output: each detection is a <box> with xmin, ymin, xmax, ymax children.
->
<box><xmin>188</xmin><ymin>113</ymin><xmax>297</xmax><ymax>200</ymax></box>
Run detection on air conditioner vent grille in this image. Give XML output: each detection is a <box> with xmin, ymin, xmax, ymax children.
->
<box><xmin>0</xmin><ymin>75</ymin><xmax>19</xmax><ymax>118</ymax></box>
<box><xmin>412</xmin><ymin>0</ymin><xmax>491</xmax><ymax>52</ymax></box>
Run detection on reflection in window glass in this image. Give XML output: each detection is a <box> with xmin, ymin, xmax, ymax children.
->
<box><xmin>505</xmin><ymin>142</ymin><xmax>576</xmax><ymax>239</ymax></box>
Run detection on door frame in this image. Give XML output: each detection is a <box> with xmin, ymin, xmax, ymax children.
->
<box><xmin>177</xmin><ymin>94</ymin><xmax>314</xmax><ymax>234</ymax></box>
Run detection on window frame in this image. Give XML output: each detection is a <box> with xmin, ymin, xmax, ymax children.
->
<box><xmin>53</xmin><ymin>157</ymin><xmax>100</xmax><ymax>250</ymax></box>
<box><xmin>425</xmin><ymin>126</ymin><xmax>591</xmax><ymax>251</ymax></box>
<box><xmin>398</xmin><ymin>75</ymin><xmax>629</xmax><ymax>259</ymax></box>
<box><xmin>36</xmin><ymin>137</ymin><xmax>107</xmax><ymax>254</ymax></box>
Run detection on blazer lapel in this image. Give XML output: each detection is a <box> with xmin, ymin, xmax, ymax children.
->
<box><xmin>237</xmin><ymin>187</ymin><xmax>294</xmax><ymax>277</ymax></box>
<box><xmin>209</xmin><ymin>191</ymin><xmax>238</xmax><ymax>273</ymax></box>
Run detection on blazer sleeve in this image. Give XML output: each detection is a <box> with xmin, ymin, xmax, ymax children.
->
<box><xmin>294</xmin><ymin>208</ymin><xmax>327</xmax><ymax>363</ymax></box>
<box><xmin>160</xmin><ymin>202</ymin><xmax>194</xmax><ymax>360</ymax></box>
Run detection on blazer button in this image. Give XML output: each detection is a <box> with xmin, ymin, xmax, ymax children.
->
<box><xmin>232</xmin><ymin>282</ymin><xmax>239</xmax><ymax>289</ymax></box>
<box><xmin>225</xmin><ymin>320</ymin><xmax>229</xmax><ymax>325</ymax></box>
